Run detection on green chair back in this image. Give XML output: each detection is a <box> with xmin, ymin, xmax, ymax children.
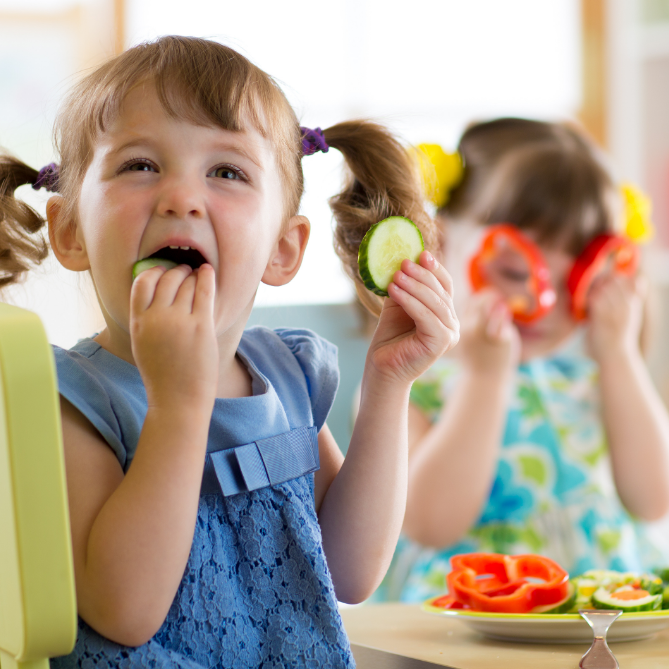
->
<box><xmin>0</xmin><ymin>304</ymin><xmax>76</xmax><ymax>669</ymax></box>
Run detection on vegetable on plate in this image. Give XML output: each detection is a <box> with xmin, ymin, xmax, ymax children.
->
<box><xmin>431</xmin><ymin>554</ymin><xmax>669</xmax><ymax>615</ymax></box>
<box><xmin>445</xmin><ymin>553</ymin><xmax>570</xmax><ymax>614</ymax></box>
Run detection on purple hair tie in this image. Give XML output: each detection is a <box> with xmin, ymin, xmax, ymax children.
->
<box><xmin>32</xmin><ymin>163</ymin><xmax>60</xmax><ymax>193</ymax></box>
<box><xmin>300</xmin><ymin>127</ymin><xmax>329</xmax><ymax>156</ymax></box>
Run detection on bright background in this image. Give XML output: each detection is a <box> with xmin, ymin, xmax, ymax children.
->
<box><xmin>0</xmin><ymin>0</ymin><xmax>582</xmax><ymax>346</ymax></box>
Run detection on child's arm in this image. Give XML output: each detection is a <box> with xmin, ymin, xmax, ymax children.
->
<box><xmin>589</xmin><ymin>275</ymin><xmax>669</xmax><ymax>520</ymax></box>
<box><xmin>63</xmin><ymin>264</ymin><xmax>218</xmax><ymax>647</ymax></box>
<box><xmin>316</xmin><ymin>252</ymin><xmax>460</xmax><ymax>604</ymax></box>
<box><xmin>401</xmin><ymin>289</ymin><xmax>519</xmax><ymax>549</ymax></box>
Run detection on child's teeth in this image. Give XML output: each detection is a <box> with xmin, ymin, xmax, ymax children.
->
<box><xmin>169</xmin><ymin>245</ymin><xmax>178</xmax><ymax>249</ymax></box>
<box><xmin>180</xmin><ymin>246</ymin><xmax>190</xmax><ymax>250</ymax></box>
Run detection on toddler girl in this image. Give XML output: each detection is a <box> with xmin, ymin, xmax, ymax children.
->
<box><xmin>381</xmin><ymin>117</ymin><xmax>669</xmax><ymax>602</ymax></box>
<box><xmin>0</xmin><ymin>37</ymin><xmax>459</xmax><ymax>666</ymax></box>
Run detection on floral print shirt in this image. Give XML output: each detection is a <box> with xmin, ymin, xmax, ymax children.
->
<box><xmin>375</xmin><ymin>332</ymin><xmax>669</xmax><ymax>603</ymax></box>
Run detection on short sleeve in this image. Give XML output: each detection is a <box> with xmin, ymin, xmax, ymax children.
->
<box><xmin>274</xmin><ymin>328</ymin><xmax>339</xmax><ymax>433</ymax></box>
<box><xmin>52</xmin><ymin>346</ymin><xmax>129</xmax><ymax>468</ymax></box>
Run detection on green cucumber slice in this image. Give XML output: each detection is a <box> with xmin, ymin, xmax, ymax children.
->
<box><xmin>641</xmin><ymin>575</ymin><xmax>664</xmax><ymax>596</ymax></box>
<box><xmin>592</xmin><ymin>586</ymin><xmax>662</xmax><ymax>612</ymax></box>
<box><xmin>572</xmin><ymin>576</ymin><xmax>599</xmax><ymax>609</ymax></box>
<box><xmin>358</xmin><ymin>216</ymin><xmax>424</xmax><ymax>297</ymax></box>
<box><xmin>132</xmin><ymin>258</ymin><xmax>179</xmax><ymax>280</ymax></box>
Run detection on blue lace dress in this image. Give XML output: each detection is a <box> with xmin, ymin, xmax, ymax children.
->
<box><xmin>50</xmin><ymin>327</ymin><xmax>355</xmax><ymax>668</ymax></box>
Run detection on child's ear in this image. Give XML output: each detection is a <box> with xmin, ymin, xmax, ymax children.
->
<box><xmin>47</xmin><ymin>196</ymin><xmax>90</xmax><ymax>272</ymax></box>
<box><xmin>262</xmin><ymin>215</ymin><xmax>310</xmax><ymax>287</ymax></box>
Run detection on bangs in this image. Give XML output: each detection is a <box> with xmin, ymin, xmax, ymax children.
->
<box><xmin>54</xmin><ymin>36</ymin><xmax>303</xmax><ymax>223</ymax></box>
<box><xmin>92</xmin><ymin>39</ymin><xmax>285</xmax><ymax>138</ymax></box>
<box><xmin>476</xmin><ymin>143</ymin><xmax>618</xmax><ymax>256</ymax></box>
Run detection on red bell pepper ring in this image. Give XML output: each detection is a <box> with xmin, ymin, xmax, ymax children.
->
<box><xmin>469</xmin><ymin>224</ymin><xmax>557</xmax><ymax>324</ymax></box>
<box><xmin>567</xmin><ymin>233</ymin><xmax>638</xmax><ymax>321</ymax></box>
<box><xmin>447</xmin><ymin>553</ymin><xmax>569</xmax><ymax>614</ymax></box>
<box><xmin>431</xmin><ymin>594</ymin><xmax>467</xmax><ymax>610</ymax></box>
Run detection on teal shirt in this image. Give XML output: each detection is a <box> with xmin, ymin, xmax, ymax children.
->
<box><xmin>376</xmin><ymin>331</ymin><xmax>669</xmax><ymax>603</ymax></box>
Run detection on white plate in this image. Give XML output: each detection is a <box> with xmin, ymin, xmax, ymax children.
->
<box><xmin>422</xmin><ymin>597</ymin><xmax>669</xmax><ymax>644</ymax></box>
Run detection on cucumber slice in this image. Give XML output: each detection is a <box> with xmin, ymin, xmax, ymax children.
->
<box><xmin>132</xmin><ymin>258</ymin><xmax>178</xmax><ymax>280</ymax></box>
<box><xmin>641</xmin><ymin>575</ymin><xmax>664</xmax><ymax>596</ymax></box>
<box><xmin>592</xmin><ymin>585</ymin><xmax>662</xmax><ymax>612</ymax></box>
<box><xmin>573</xmin><ymin>577</ymin><xmax>599</xmax><ymax>609</ymax></box>
<box><xmin>358</xmin><ymin>216</ymin><xmax>424</xmax><ymax>297</ymax></box>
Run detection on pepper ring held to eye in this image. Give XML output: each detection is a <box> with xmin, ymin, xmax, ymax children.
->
<box><xmin>469</xmin><ymin>225</ymin><xmax>639</xmax><ymax>324</ymax></box>
<box><xmin>468</xmin><ymin>224</ymin><xmax>556</xmax><ymax>325</ymax></box>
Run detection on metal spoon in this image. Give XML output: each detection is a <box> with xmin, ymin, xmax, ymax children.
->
<box><xmin>579</xmin><ymin>609</ymin><xmax>622</xmax><ymax>669</ymax></box>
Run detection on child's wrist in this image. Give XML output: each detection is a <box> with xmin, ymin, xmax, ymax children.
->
<box><xmin>146</xmin><ymin>393</ymin><xmax>215</xmax><ymax>424</ymax></box>
<box><xmin>361</xmin><ymin>364</ymin><xmax>413</xmax><ymax>403</ymax></box>
<box><xmin>460</xmin><ymin>359</ymin><xmax>515</xmax><ymax>382</ymax></box>
<box><xmin>594</xmin><ymin>338</ymin><xmax>641</xmax><ymax>369</ymax></box>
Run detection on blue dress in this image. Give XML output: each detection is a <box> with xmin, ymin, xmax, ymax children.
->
<box><xmin>50</xmin><ymin>327</ymin><xmax>355</xmax><ymax>668</ymax></box>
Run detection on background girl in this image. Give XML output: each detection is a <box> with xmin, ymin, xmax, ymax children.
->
<box><xmin>0</xmin><ymin>37</ymin><xmax>459</xmax><ymax>666</ymax></box>
<box><xmin>380</xmin><ymin>117</ymin><xmax>669</xmax><ymax>602</ymax></box>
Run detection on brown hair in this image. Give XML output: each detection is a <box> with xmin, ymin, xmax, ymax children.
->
<box><xmin>0</xmin><ymin>36</ymin><xmax>436</xmax><ymax>308</ymax></box>
<box><xmin>326</xmin><ymin>121</ymin><xmax>437</xmax><ymax>316</ymax></box>
<box><xmin>443</xmin><ymin>118</ymin><xmax>618</xmax><ymax>255</ymax></box>
<box><xmin>0</xmin><ymin>156</ymin><xmax>48</xmax><ymax>289</ymax></box>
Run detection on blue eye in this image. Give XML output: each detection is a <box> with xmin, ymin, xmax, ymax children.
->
<box><xmin>211</xmin><ymin>165</ymin><xmax>241</xmax><ymax>180</ymax></box>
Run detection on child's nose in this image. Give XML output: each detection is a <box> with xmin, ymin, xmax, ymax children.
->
<box><xmin>156</xmin><ymin>176</ymin><xmax>205</xmax><ymax>220</ymax></box>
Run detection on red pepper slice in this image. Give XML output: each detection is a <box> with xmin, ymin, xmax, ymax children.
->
<box><xmin>567</xmin><ymin>234</ymin><xmax>638</xmax><ymax>321</ymax></box>
<box><xmin>469</xmin><ymin>224</ymin><xmax>556</xmax><ymax>324</ymax></box>
<box><xmin>432</xmin><ymin>594</ymin><xmax>467</xmax><ymax>610</ymax></box>
<box><xmin>447</xmin><ymin>553</ymin><xmax>569</xmax><ymax>614</ymax></box>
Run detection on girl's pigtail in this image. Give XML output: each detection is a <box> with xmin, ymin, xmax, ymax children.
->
<box><xmin>324</xmin><ymin>121</ymin><xmax>438</xmax><ymax>317</ymax></box>
<box><xmin>0</xmin><ymin>156</ymin><xmax>49</xmax><ymax>289</ymax></box>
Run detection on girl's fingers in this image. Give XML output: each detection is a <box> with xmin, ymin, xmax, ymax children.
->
<box><xmin>419</xmin><ymin>251</ymin><xmax>454</xmax><ymax>295</ymax></box>
<box><xmin>192</xmin><ymin>264</ymin><xmax>216</xmax><ymax>318</ymax></box>
<box><xmin>393</xmin><ymin>267</ymin><xmax>455</xmax><ymax>327</ymax></box>
<box><xmin>389</xmin><ymin>272</ymin><xmax>460</xmax><ymax>335</ymax></box>
<box><xmin>405</xmin><ymin>252</ymin><xmax>454</xmax><ymax>297</ymax></box>
<box><xmin>388</xmin><ymin>279</ymin><xmax>458</xmax><ymax>342</ymax></box>
<box><xmin>150</xmin><ymin>264</ymin><xmax>193</xmax><ymax>308</ymax></box>
<box><xmin>486</xmin><ymin>301</ymin><xmax>511</xmax><ymax>340</ymax></box>
<box><xmin>172</xmin><ymin>272</ymin><xmax>198</xmax><ymax>312</ymax></box>
<box><xmin>130</xmin><ymin>265</ymin><xmax>168</xmax><ymax>314</ymax></box>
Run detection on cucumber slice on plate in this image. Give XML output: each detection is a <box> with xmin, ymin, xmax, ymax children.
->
<box><xmin>358</xmin><ymin>216</ymin><xmax>424</xmax><ymax>297</ymax></box>
<box><xmin>592</xmin><ymin>585</ymin><xmax>662</xmax><ymax>612</ymax></box>
<box><xmin>132</xmin><ymin>258</ymin><xmax>178</xmax><ymax>280</ymax></box>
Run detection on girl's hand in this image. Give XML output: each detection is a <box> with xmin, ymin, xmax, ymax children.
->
<box><xmin>367</xmin><ymin>251</ymin><xmax>459</xmax><ymax>385</ymax></box>
<box><xmin>129</xmin><ymin>263</ymin><xmax>219</xmax><ymax>411</ymax></box>
<box><xmin>587</xmin><ymin>274</ymin><xmax>645</xmax><ymax>364</ymax></box>
<box><xmin>457</xmin><ymin>288</ymin><xmax>520</xmax><ymax>377</ymax></box>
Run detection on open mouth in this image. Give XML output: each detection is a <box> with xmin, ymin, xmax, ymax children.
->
<box><xmin>148</xmin><ymin>246</ymin><xmax>208</xmax><ymax>270</ymax></box>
